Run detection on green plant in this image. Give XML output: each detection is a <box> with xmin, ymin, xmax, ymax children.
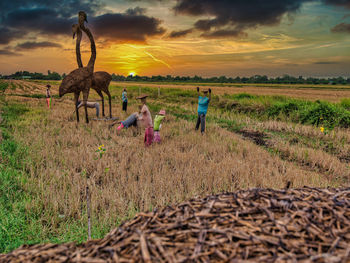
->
<box><xmin>340</xmin><ymin>98</ymin><xmax>350</xmax><ymax>110</ymax></box>
<box><xmin>232</xmin><ymin>93</ymin><xmax>256</xmax><ymax>100</ymax></box>
<box><xmin>0</xmin><ymin>81</ymin><xmax>8</xmax><ymax>93</ymax></box>
<box><xmin>300</xmin><ymin>101</ymin><xmax>350</xmax><ymax>128</ymax></box>
<box><xmin>96</xmin><ymin>144</ymin><xmax>106</xmax><ymax>159</ymax></box>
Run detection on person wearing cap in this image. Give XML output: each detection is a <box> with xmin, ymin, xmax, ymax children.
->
<box><xmin>122</xmin><ymin>88</ymin><xmax>128</xmax><ymax>112</ymax></box>
<box><xmin>195</xmin><ymin>87</ymin><xmax>211</xmax><ymax>134</ymax></box>
<box><xmin>137</xmin><ymin>95</ymin><xmax>154</xmax><ymax>146</ymax></box>
<box><xmin>46</xmin><ymin>84</ymin><xmax>51</xmax><ymax>109</ymax></box>
<box><xmin>153</xmin><ymin>109</ymin><xmax>166</xmax><ymax>143</ymax></box>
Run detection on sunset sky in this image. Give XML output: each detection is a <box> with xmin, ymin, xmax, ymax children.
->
<box><xmin>0</xmin><ymin>0</ymin><xmax>349</xmax><ymax>77</ymax></box>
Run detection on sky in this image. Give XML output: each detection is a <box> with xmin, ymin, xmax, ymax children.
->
<box><xmin>0</xmin><ymin>0</ymin><xmax>349</xmax><ymax>77</ymax></box>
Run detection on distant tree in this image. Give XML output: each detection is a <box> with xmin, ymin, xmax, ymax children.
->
<box><xmin>234</xmin><ymin>76</ymin><xmax>241</xmax><ymax>83</ymax></box>
<box><xmin>50</xmin><ymin>71</ymin><xmax>61</xmax><ymax>80</ymax></box>
<box><xmin>241</xmin><ymin>77</ymin><xmax>248</xmax><ymax>83</ymax></box>
<box><xmin>218</xmin><ymin>76</ymin><xmax>227</xmax><ymax>83</ymax></box>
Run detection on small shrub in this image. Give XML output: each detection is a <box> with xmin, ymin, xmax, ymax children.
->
<box><xmin>0</xmin><ymin>81</ymin><xmax>8</xmax><ymax>93</ymax></box>
<box><xmin>300</xmin><ymin>101</ymin><xmax>350</xmax><ymax>128</ymax></box>
<box><xmin>232</xmin><ymin>93</ymin><xmax>256</xmax><ymax>100</ymax></box>
<box><xmin>340</xmin><ymin>98</ymin><xmax>350</xmax><ymax>110</ymax></box>
<box><xmin>267</xmin><ymin>101</ymin><xmax>303</xmax><ymax>117</ymax></box>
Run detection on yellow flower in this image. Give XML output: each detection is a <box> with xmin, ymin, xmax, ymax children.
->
<box><xmin>320</xmin><ymin>127</ymin><xmax>324</xmax><ymax>133</ymax></box>
<box><xmin>102</xmin><ymin>144</ymin><xmax>104</xmax><ymax>147</ymax></box>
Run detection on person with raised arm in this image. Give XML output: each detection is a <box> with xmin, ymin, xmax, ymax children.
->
<box><xmin>195</xmin><ymin>87</ymin><xmax>211</xmax><ymax>134</ymax></box>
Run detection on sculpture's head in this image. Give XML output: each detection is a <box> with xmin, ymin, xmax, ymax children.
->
<box><xmin>72</xmin><ymin>24</ymin><xmax>79</xmax><ymax>39</ymax></box>
<box><xmin>59</xmin><ymin>74</ymin><xmax>75</xmax><ymax>97</ymax></box>
<box><xmin>78</xmin><ymin>11</ymin><xmax>88</xmax><ymax>25</ymax></box>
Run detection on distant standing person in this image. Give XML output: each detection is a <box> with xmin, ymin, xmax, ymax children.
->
<box><xmin>122</xmin><ymin>88</ymin><xmax>128</xmax><ymax>112</ymax></box>
<box><xmin>137</xmin><ymin>95</ymin><xmax>154</xmax><ymax>146</ymax></box>
<box><xmin>195</xmin><ymin>87</ymin><xmax>211</xmax><ymax>134</ymax></box>
<box><xmin>46</xmin><ymin>84</ymin><xmax>51</xmax><ymax>109</ymax></box>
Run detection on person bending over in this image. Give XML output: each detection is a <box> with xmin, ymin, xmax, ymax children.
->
<box><xmin>116</xmin><ymin>112</ymin><xmax>139</xmax><ymax>130</ymax></box>
<box><xmin>195</xmin><ymin>87</ymin><xmax>211</xmax><ymax>134</ymax></box>
<box><xmin>76</xmin><ymin>99</ymin><xmax>100</xmax><ymax>118</ymax></box>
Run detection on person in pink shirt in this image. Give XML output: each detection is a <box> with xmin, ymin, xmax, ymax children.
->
<box><xmin>46</xmin><ymin>84</ymin><xmax>51</xmax><ymax>109</ymax></box>
<box><xmin>137</xmin><ymin>95</ymin><xmax>154</xmax><ymax>146</ymax></box>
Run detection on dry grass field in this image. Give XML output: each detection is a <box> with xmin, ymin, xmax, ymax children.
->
<box><xmin>1</xmin><ymin>79</ymin><xmax>350</xmax><ymax>252</ymax></box>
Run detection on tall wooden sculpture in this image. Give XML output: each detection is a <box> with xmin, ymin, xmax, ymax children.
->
<box><xmin>72</xmin><ymin>22</ymin><xmax>113</xmax><ymax>118</ymax></box>
<box><xmin>59</xmin><ymin>11</ymin><xmax>96</xmax><ymax>123</ymax></box>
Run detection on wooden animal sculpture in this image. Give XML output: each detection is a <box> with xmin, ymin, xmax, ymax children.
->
<box><xmin>59</xmin><ymin>11</ymin><xmax>96</xmax><ymax>123</ymax></box>
<box><xmin>72</xmin><ymin>24</ymin><xmax>113</xmax><ymax>118</ymax></box>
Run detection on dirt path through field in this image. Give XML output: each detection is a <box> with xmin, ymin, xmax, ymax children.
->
<box><xmin>114</xmin><ymin>81</ymin><xmax>350</xmax><ymax>102</ymax></box>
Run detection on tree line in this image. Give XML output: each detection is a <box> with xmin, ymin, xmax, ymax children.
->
<box><xmin>111</xmin><ymin>74</ymin><xmax>350</xmax><ymax>85</ymax></box>
<box><xmin>1</xmin><ymin>71</ymin><xmax>349</xmax><ymax>85</ymax></box>
<box><xmin>0</xmin><ymin>71</ymin><xmax>62</xmax><ymax>80</ymax></box>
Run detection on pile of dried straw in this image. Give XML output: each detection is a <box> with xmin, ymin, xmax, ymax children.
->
<box><xmin>1</xmin><ymin>187</ymin><xmax>349</xmax><ymax>262</ymax></box>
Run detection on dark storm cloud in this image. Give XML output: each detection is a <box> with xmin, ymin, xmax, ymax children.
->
<box><xmin>126</xmin><ymin>0</ymin><xmax>164</xmax><ymax>2</ymax></box>
<box><xmin>3</xmin><ymin>8</ymin><xmax>74</xmax><ymax>36</ymax></box>
<box><xmin>91</xmin><ymin>11</ymin><xmax>166</xmax><ymax>42</ymax></box>
<box><xmin>16</xmin><ymin>41</ymin><xmax>62</xmax><ymax>49</ymax></box>
<box><xmin>0</xmin><ymin>27</ymin><xmax>22</xmax><ymax>44</ymax></box>
<box><xmin>0</xmin><ymin>49</ymin><xmax>21</xmax><ymax>56</ymax></box>
<box><xmin>331</xmin><ymin>22</ymin><xmax>350</xmax><ymax>32</ymax></box>
<box><xmin>173</xmin><ymin>0</ymin><xmax>312</xmax><ymax>34</ymax></box>
<box><xmin>125</xmin><ymin>7</ymin><xmax>147</xmax><ymax>15</ymax></box>
<box><xmin>201</xmin><ymin>29</ymin><xmax>248</xmax><ymax>39</ymax></box>
<box><xmin>323</xmin><ymin>0</ymin><xmax>350</xmax><ymax>8</ymax></box>
<box><xmin>0</xmin><ymin>0</ymin><xmax>99</xmax><ymax>43</ymax></box>
<box><xmin>314</xmin><ymin>61</ymin><xmax>340</xmax><ymax>64</ymax></box>
<box><xmin>0</xmin><ymin>0</ymin><xmax>104</xmax><ymax>19</ymax></box>
<box><xmin>0</xmin><ymin>1</ymin><xmax>166</xmax><ymax>45</ymax></box>
<box><xmin>171</xmin><ymin>0</ymin><xmax>350</xmax><ymax>38</ymax></box>
<box><xmin>169</xmin><ymin>28</ymin><xmax>193</xmax><ymax>38</ymax></box>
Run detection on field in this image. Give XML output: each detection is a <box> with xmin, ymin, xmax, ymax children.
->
<box><xmin>1</xmin><ymin>79</ymin><xmax>350</xmax><ymax>253</ymax></box>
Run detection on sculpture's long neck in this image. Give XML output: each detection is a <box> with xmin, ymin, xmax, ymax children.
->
<box><xmin>76</xmin><ymin>28</ymin><xmax>83</xmax><ymax>68</ymax></box>
<box><xmin>80</xmin><ymin>25</ymin><xmax>96</xmax><ymax>72</ymax></box>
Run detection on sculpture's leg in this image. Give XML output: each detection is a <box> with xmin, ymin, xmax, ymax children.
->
<box><xmin>74</xmin><ymin>92</ymin><xmax>80</xmax><ymax>122</ymax></box>
<box><xmin>105</xmin><ymin>90</ymin><xmax>112</xmax><ymax>118</ymax></box>
<box><xmin>83</xmin><ymin>88</ymin><xmax>90</xmax><ymax>124</ymax></box>
<box><xmin>96</xmin><ymin>90</ymin><xmax>105</xmax><ymax>117</ymax></box>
